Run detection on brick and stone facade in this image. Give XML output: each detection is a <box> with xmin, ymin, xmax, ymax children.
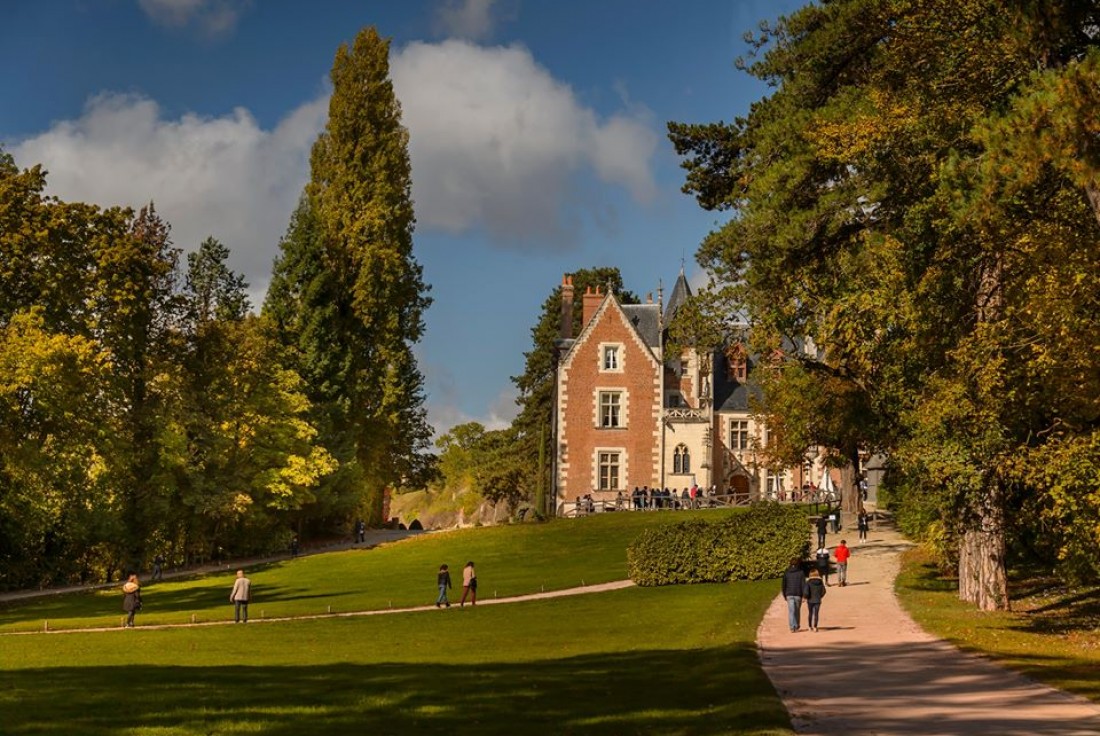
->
<box><xmin>552</xmin><ymin>270</ymin><xmax>808</xmax><ymax>514</ymax></box>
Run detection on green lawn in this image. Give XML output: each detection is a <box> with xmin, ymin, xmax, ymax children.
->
<box><xmin>895</xmin><ymin>547</ymin><xmax>1100</xmax><ymax>704</ymax></box>
<box><xmin>0</xmin><ymin>510</ymin><xmax>794</xmax><ymax>735</ymax></box>
<box><xmin>0</xmin><ymin>510</ymin><xmax>740</xmax><ymax>633</ymax></box>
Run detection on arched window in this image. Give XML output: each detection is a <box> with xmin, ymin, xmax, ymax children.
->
<box><xmin>673</xmin><ymin>444</ymin><xmax>690</xmax><ymax>474</ymax></box>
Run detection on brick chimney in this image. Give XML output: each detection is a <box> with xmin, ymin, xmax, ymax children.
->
<box><xmin>560</xmin><ymin>274</ymin><xmax>574</xmax><ymax>339</ymax></box>
<box><xmin>582</xmin><ymin>285</ymin><xmax>603</xmax><ymax>328</ymax></box>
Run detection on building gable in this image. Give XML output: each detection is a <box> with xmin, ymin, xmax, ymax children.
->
<box><xmin>559</xmin><ymin>293</ymin><xmax>661</xmax><ymax>373</ymax></box>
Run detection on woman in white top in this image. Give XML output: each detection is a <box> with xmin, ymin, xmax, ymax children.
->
<box><xmin>460</xmin><ymin>561</ymin><xmax>477</xmax><ymax>606</ymax></box>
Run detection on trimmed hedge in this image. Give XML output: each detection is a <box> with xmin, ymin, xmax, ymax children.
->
<box><xmin>627</xmin><ymin>503</ymin><xmax>810</xmax><ymax>586</ymax></box>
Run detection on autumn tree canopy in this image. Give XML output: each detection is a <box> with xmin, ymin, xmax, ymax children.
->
<box><xmin>671</xmin><ymin>0</ymin><xmax>1100</xmax><ymax>609</ymax></box>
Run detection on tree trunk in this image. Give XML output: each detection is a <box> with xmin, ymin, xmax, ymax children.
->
<box><xmin>840</xmin><ymin>448</ymin><xmax>861</xmax><ymax>514</ymax></box>
<box><xmin>958</xmin><ymin>481</ymin><xmax>1009</xmax><ymax>611</ymax></box>
<box><xmin>956</xmin><ymin>255</ymin><xmax>1011</xmax><ymax>611</ymax></box>
<box><xmin>1085</xmin><ymin>182</ymin><xmax>1100</xmax><ymax>228</ymax></box>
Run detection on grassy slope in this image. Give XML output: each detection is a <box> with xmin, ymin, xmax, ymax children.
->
<box><xmin>0</xmin><ymin>586</ymin><xmax>790</xmax><ymax>736</ymax></box>
<box><xmin>895</xmin><ymin>547</ymin><xmax>1100</xmax><ymax>704</ymax></box>
<box><xmin>0</xmin><ymin>510</ymin><xmax>737</xmax><ymax>633</ymax></box>
<box><xmin>0</xmin><ymin>510</ymin><xmax>794</xmax><ymax>735</ymax></box>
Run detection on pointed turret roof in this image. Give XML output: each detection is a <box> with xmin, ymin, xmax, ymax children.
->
<box><xmin>663</xmin><ymin>267</ymin><xmax>691</xmax><ymax>325</ymax></box>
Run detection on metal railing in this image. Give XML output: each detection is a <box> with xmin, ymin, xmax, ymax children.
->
<box><xmin>563</xmin><ymin>492</ymin><xmax>767</xmax><ymax>518</ymax></box>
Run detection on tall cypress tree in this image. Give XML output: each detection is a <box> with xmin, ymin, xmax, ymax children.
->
<box><xmin>267</xmin><ymin>27</ymin><xmax>432</xmax><ymax>526</ymax></box>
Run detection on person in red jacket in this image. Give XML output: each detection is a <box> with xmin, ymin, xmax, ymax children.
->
<box><xmin>834</xmin><ymin>540</ymin><xmax>851</xmax><ymax>586</ymax></box>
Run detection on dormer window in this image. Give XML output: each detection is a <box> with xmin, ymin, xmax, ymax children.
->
<box><xmin>726</xmin><ymin>343</ymin><xmax>748</xmax><ymax>382</ymax></box>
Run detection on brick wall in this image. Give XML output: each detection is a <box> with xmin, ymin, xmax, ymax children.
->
<box><xmin>557</xmin><ymin>296</ymin><xmax>661</xmax><ymax>506</ymax></box>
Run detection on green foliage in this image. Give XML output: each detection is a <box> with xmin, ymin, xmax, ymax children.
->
<box><xmin>671</xmin><ymin>0</ymin><xmax>1100</xmax><ymax>605</ymax></box>
<box><xmin>265</xmin><ymin>27</ymin><xmax>435</xmax><ymax>526</ymax></box>
<box><xmin>627</xmin><ymin>503</ymin><xmax>809</xmax><ymax>585</ymax></box>
<box><xmin>0</xmin><ymin>144</ymin><xmax>337</xmax><ymax>588</ymax></box>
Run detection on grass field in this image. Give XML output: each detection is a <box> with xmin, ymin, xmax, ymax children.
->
<box><xmin>0</xmin><ymin>510</ymin><xmax>739</xmax><ymax>633</ymax></box>
<box><xmin>895</xmin><ymin>547</ymin><xmax>1100</xmax><ymax>705</ymax></box>
<box><xmin>0</xmin><ymin>510</ymin><xmax>795</xmax><ymax>735</ymax></box>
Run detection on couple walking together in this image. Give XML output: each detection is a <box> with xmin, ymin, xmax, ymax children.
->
<box><xmin>783</xmin><ymin>539</ymin><xmax>851</xmax><ymax>632</ymax></box>
<box><xmin>436</xmin><ymin>561</ymin><xmax>477</xmax><ymax>608</ymax></box>
<box><xmin>783</xmin><ymin>559</ymin><xmax>827</xmax><ymax>632</ymax></box>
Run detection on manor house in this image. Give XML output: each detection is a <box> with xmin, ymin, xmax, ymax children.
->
<box><xmin>552</xmin><ymin>271</ymin><xmax>816</xmax><ymax>515</ymax></box>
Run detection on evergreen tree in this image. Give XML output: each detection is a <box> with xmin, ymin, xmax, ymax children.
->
<box><xmin>670</xmin><ymin>0</ymin><xmax>1100</xmax><ymax>606</ymax></box>
<box><xmin>267</xmin><ymin>27</ymin><xmax>433</xmax><ymax>526</ymax></box>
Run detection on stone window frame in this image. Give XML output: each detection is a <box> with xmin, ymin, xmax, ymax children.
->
<box><xmin>729</xmin><ymin>419</ymin><xmax>751</xmax><ymax>450</ymax></box>
<box><xmin>596</xmin><ymin>388</ymin><xmax>627</xmax><ymax>429</ymax></box>
<box><xmin>599</xmin><ymin>342</ymin><xmax>625</xmax><ymax>373</ymax></box>
<box><xmin>595</xmin><ymin>447</ymin><xmax>626</xmax><ymax>491</ymax></box>
<box><xmin>673</xmin><ymin>443</ymin><xmax>691</xmax><ymax>474</ymax></box>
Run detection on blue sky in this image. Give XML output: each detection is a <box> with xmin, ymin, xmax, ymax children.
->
<box><xmin>1</xmin><ymin>0</ymin><xmax>806</xmax><ymax>435</ymax></box>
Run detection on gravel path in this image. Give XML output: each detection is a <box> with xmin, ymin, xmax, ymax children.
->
<box><xmin>1</xmin><ymin>580</ymin><xmax>635</xmax><ymax>635</ymax></box>
<box><xmin>757</xmin><ymin>515</ymin><xmax>1100</xmax><ymax>735</ymax></box>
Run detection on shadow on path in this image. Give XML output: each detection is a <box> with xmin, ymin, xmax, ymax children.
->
<box><xmin>757</xmin><ymin>515</ymin><xmax>1100</xmax><ymax>735</ymax></box>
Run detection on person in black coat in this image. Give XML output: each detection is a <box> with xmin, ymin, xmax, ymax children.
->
<box><xmin>435</xmin><ymin>564</ymin><xmax>452</xmax><ymax>608</ymax></box>
<box><xmin>816</xmin><ymin>514</ymin><xmax>829</xmax><ymax>548</ymax></box>
<box><xmin>805</xmin><ymin>568</ymin><xmax>827</xmax><ymax>631</ymax></box>
<box><xmin>121</xmin><ymin>574</ymin><xmax>142</xmax><ymax>628</ymax></box>
<box><xmin>781</xmin><ymin>558</ymin><xmax>807</xmax><ymax>633</ymax></box>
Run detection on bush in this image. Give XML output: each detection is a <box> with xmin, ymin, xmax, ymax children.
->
<box><xmin>627</xmin><ymin>503</ymin><xmax>810</xmax><ymax>586</ymax></box>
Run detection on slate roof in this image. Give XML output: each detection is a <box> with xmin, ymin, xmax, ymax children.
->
<box><xmin>663</xmin><ymin>269</ymin><xmax>691</xmax><ymax>325</ymax></box>
<box><xmin>620</xmin><ymin>303</ymin><xmax>661</xmax><ymax>348</ymax></box>
<box><xmin>712</xmin><ymin>345</ymin><xmax>763</xmax><ymax>413</ymax></box>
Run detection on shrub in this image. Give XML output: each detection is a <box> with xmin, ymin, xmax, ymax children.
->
<box><xmin>627</xmin><ymin>503</ymin><xmax>810</xmax><ymax>586</ymax></box>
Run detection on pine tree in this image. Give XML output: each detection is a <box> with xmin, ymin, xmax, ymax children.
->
<box><xmin>670</xmin><ymin>0</ymin><xmax>1100</xmax><ymax>606</ymax></box>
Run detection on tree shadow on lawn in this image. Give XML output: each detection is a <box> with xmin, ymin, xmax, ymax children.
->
<box><xmin>0</xmin><ymin>579</ymin><xmax>346</xmax><ymax>630</ymax></box>
<box><xmin>0</xmin><ymin>645</ymin><xmax>791</xmax><ymax>736</ymax></box>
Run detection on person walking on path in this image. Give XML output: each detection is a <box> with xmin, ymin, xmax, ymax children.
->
<box><xmin>805</xmin><ymin>568</ymin><xmax>827</xmax><ymax>632</ymax></box>
<box><xmin>290</xmin><ymin>535</ymin><xmax>299</xmax><ymax>557</ymax></box>
<box><xmin>757</xmin><ymin>515</ymin><xmax>1100</xmax><ymax>734</ymax></box>
<box><xmin>815</xmin><ymin>514</ymin><xmax>829</xmax><ymax>548</ymax></box>
<box><xmin>436</xmin><ymin>564</ymin><xmax>452</xmax><ymax>608</ymax></box>
<box><xmin>230</xmin><ymin>569</ymin><xmax>252</xmax><ymax>623</ymax></box>
<box><xmin>834</xmin><ymin>539</ymin><xmax>851</xmax><ymax>586</ymax></box>
<box><xmin>781</xmin><ymin>558</ymin><xmax>807</xmax><ymax>632</ymax></box>
<box><xmin>460</xmin><ymin>561</ymin><xmax>477</xmax><ymax>606</ymax></box>
<box><xmin>815</xmin><ymin>546</ymin><xmax>832</xmax><ymax>586</ymax></box>
<box><xmin>121</xmin><ymin>574</ymin><xmax>142</xmax><ymax>628</ymax></box>
<box><xmin>857</xmin><ymin>509</ymin><xmax>870</xmax><ymax>543</ymax></box>
<box><xmin>151</xmin><ymin>554</ymin><xmax>165</xmax><ymax>581</ymax></box>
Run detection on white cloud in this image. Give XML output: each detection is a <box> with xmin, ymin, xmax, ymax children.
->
<box><xmin>12</xmin><ymin>92</ymin><xmax>328</xmax><ymax>295</ymax></box>
<box><xmin>427</xmin><ymin>386</ymin><xmax>517</xmax><ymax>438</ymax></box>
<box><xmin>391</xmin><ymin>40</ymin><xmax>658</xmax><ymax>248</ymax></box>
<box><xmin>10</xmin><ymin>37</ymin><xmax>660</xmax><ymax>315</ymax></box>
<box><xmin>433</xmin><ymin>0</ymin><xmax>499</xmax><ymax>42</ymax></box>
<box><xmin>137</xmin><ymin>0</ymin><xmax>251</xmax><ymax>38</ymax></box>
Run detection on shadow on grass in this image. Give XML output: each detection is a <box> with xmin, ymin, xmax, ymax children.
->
<box><xmin>897</xmin><ymin>558</ymin><xmax>957</xmax><ymax>594</ymax></box>
<box><xmin>0</xmin><ymin>561</ymin><xmax>349</xmax><ymax>629</ymax></box>
<box><xmin>0</xmin><ymin>646</ymin><xmax>791</xmax><ymax>736</ymax></box>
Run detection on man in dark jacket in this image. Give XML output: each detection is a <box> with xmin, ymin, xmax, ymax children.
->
<box><xmin>816</xmin><ymin>514</ymin><xmax>829</xmax><ymax>548</ymax></box>
<box><xmin>781</xmin><ymin>558</ymin><xmax>807</xmax><ymax>633</ymax></box>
